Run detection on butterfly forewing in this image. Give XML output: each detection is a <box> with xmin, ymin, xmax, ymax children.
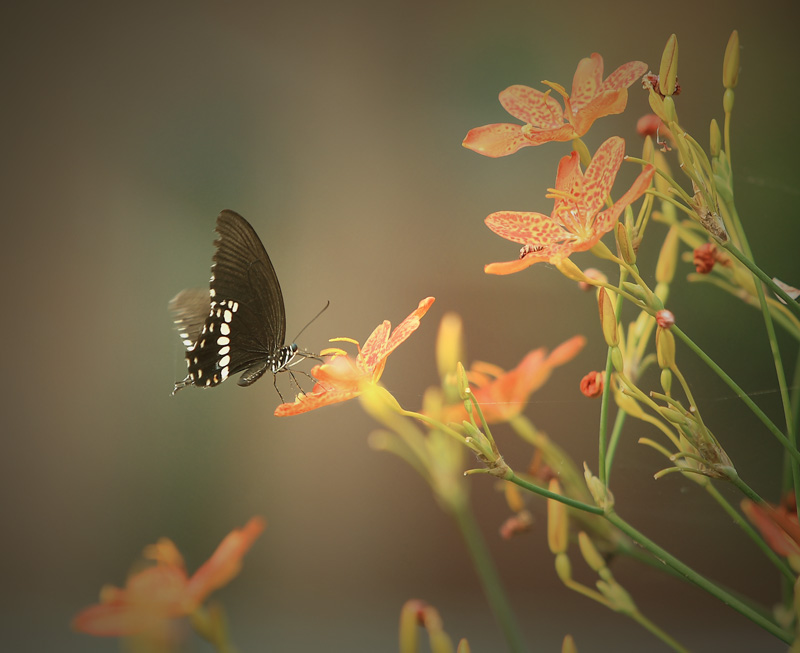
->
<box><xmin>171</xmin><ymin>210</ymin><xmax>288</xmax><ymax>391</ymax></box>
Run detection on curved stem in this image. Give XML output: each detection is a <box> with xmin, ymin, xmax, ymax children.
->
<box><xmin>505</xmin><ymin>470</ymin><xmax>604</xmax><ymax>515</ymax></box>
<box><xmin>452</xmin><ymin>505</ymin><xmax>527</xmax><ymax>653</ymax></box>
<box><xmin>605</xmin><ymin>511</ymin><xmax>793</xmax><ymax>643</ymax></box>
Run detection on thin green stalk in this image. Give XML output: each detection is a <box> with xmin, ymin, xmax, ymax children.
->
<box><xmin>452</xmin><ymin>505</ymin><xmax>527</xmax><ymax>653</ymax></box>
<box><xmin>722</xmin><ymin>241</ymin><xmax>800</xmax><ymax>319</ymax></box>
<box><xmin>605</xmin><ymin>511</ymin><xmax>793</xmax><ymax>643</ymax></box>
<box><xmin>604</xmin><ymin>409</ymin><xmax>627</xmax><ymax>483</ymax></box>
<box><xmin>506</xmin><ymin>471</ymin><xmax>604</xmax><ymax>515</ymax></box>
<box><xmin>704</xmin><ymin>484</ymin><xmax>795</xmax><ymax>584</ymax></box>
<box><xmin>672</xmin><ymin>325</ymin><xmax>800</xmax><ymax>464</ymax></box>
<box><xmin>598</xmin><ymin>346</ymin><xmax>613</xmax><ymax>486</ymax></box>
<box><xmin>628</xmin><ymin>610</ymin><xmax>689</xmax><ymax>653</ymax></box>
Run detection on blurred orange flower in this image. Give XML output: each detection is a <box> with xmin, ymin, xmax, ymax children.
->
<box><xmin>741</xmin><ymin>495</ymin><xmax>800</xmax><ymax>558</ymax></box>
<box><xmin>275</xmin><ymin>297</ymin><xmax>435</xmax><ymax>416</ymax></box>
<box><xmin>463</xmin><ymin>54</ymin><xmax>647</xmax><ymax>158</ymax></box>
<box><xmin>72</xmin><ymin>517</ymin><xmax>265</xmax><ymax>637</ymax></box>
<box><xmin>449</xmin><ymin>335</ymin><xmax>585</xmax><ymax>423</ymax></box>
<box><xmin>483</xmin><ymin>137</ymin><xmax>654</xmax><ymax>275</ymax></box>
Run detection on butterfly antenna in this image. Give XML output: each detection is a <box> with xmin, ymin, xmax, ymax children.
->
<box><xmin>292</xmin><ymin>300</ymin><xmax>330</xmax><ymax>343</ymax></box>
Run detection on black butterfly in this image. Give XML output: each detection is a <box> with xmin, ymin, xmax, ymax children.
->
<box><xmin>170</xmin><ymin>209</ymin><xmax>315</xmax><ymax>396</ymax></box>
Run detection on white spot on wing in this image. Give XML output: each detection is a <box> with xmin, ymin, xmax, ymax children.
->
<box><xmin>224</xmin><ymin>309</ymin><xmax>232</xmax><ymax>323</ymax></box>
<box><xmin>220</xmin><ymin>322</ymin><xmax>230</xmax><ymax>335</ymax></box>
<box><xmin>219</xmin><ymin>354</ymin><xmax>230</xmax><ymax>368</ymax></box>
<box><xmin>217</xmin><ymin>336</ymin><xmax>230</xmax><ymax>345</ymax></box>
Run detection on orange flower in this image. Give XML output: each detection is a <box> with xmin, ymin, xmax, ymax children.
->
<box><xmin>463</xmin><ymin>54</ymin><xmax>648</xmax><ymax>157</ymax></box>
<box><xmin>275</xmin><ymin>297</ymin><xmax>435</xmax><ymax>416</ymax></box>
<box><xmin>741</xmin><ymin>495</ymin><xmax>800</xmax><ymax>558</ymax></box>
<box><xmin>448</xmin><ymin>335</ymin><xmax>585</xmax><ymax>423</ymax></box>
<box><xmin>579</xmin><ymin>371</ymin><xmax>604</xmax><ymax>398</ymax></box>
<box><xmin>483</xmin><ymin>137</ymin><xmax>654</xmax><ymax>275</ymax></box>
<box><xmin>73</xmin><ymin>517</ymin><xmax>265</xmax><ymax>637</ymax></box>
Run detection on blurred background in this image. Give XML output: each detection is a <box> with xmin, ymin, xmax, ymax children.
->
<box><xmin>4</xmin><ymin>0</ymin><xmax>799</xmax><ymax>650</ymax></box>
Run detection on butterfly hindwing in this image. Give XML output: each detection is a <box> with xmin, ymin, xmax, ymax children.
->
<box><xmin>170</xmin><ymin>210</ymin><xmax>289</xmax><ymax>391</ymax></box>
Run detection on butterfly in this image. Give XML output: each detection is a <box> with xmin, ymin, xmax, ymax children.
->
<box><xmin>170</xmin><ymin>209</ymin><xmax>317</xmax><ymax>397</ymax></box>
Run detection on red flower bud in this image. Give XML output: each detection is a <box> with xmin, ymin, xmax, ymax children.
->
<box><xmin>580</xmin><ymin>371</ymin><xmax>605</xmax><ymax>398</ymax></box>
<box><xmin>693</xmin><ymin>243</ymin><xmax>718</xmax><ymax>274</ymax></box>
<box><xmin>656</xmin><ymin>309</ymin><xmax>675</xmax><ymax>329</ymax></box>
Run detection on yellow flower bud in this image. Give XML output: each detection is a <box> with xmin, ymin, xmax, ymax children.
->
<box><xmin>662</xmin><ymin>96</ymin><xmax>677</xmax><ymax>123</ymax></box>
<box><xmin>610</xmin><ymin>346</ymin><xmax>624</xmax><ymax>374</ymax></box>
<box><xmin>597</xmin><ymin>288</ymin><xmax>619</xmax><ymax>347</ymax></box>
<box><xmin>660</xmin><ymin>368</ymin><xmax>673</xmax><ymax>394</ymax></box>
<box><xmin>555</xmin><ymin>552</ymin><xmax>572</xmax><ymax>582</ymax></box>
<box><xmin>709</xmin><ymin>119</ymin><xmax>721</xmax><ymax>158</ymax></box>
<box><xmin>436</xmin><ymin>312</ymin><xmax>465</xmax><ymax>383</ymax></box>
<box><xmin>723</xmin><ymin>88</ymin><xmax>735</xmax><ymax>113</ymax></box>
<box><xmin>615</xmin><ymin>223</ymin><xmax>636</xmax><ymax>265</ymax></box>
<box><xmin>578</xmin><ymin>531</ymin><xmax>606</xmax><ymax>572</ymax></box>
<box><xmin>656</xmin><ymin>326</ymin><xmax>676</xmax><ymax>369</ymax></box>
<box><xmin>556</xmin><ymin>258</ymin><xmax>588</xmax><ymax>283</ymax></box>
<box><xmin>647</xmin><ymin>88</ymin><xmax>669</xmax><ymax>123</ymax></box>
<box><xmin>547</xmin><ymin>479</ymin><xmax>568</xmax><ymax>554</ymax></box>
<box><xmin>655</xmin><ymin>226</ymin><xmax>679</xmax><ymax>284</ymax></box>
<box><xmin>659</xmin><ymin>34</ymin><xmax>679</xmax><ymax>96</ymax></box>
<box><xmin>642</xmin><ymin>134</ymin><xmax>654</xmax><ymax>163</ymax></box>
<box><xmin>561</xmin><ymin>635</ymin><xmax>577</xmax><ymax>653</ymax></box>
<box><xmin>723</xmin><ymin>30</ymin><xmax>740</xmax><ymax>89</ymax></box>
<box><xmin>583</xmin><ymin>463</ymin><xmax>614</xmax><ymax>511</ymax></box>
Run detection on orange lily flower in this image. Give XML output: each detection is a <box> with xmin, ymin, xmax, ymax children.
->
<box><xmin>741</xmin><ymin>495</ymin><xmax>800</xmax><ymax>558</ymax></box>
<box><xmin>447</xmin><ymin>335</ymin><xmax>585</xmax><ymax>423</ymax></box>
<box><xmin>483</xmin><ymin>137</ymin><xmax>654</xmax><ymax>275</ymax></box>
<box><xmin>275</xmin><ymin>297</ymin><xmax>435</xmax><ymax>416</ymax></box>
<box><xmin>463</xmin><ymin>54</ymin><xmax>647</xmax><ymax>157</ymax></box>
<box><xmin>73</xmin><ymin>517</ymin><xmax>265</xmax><ymax>637</ymax></box>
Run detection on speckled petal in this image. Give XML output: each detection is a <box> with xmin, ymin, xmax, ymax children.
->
<box><xmin>569</xmin><ymin>53</ymin><xmax>604</xmax><ymax>112</ymax></box>
<box><xmin>485</xmin><ymin>211</ymin><xmax>570</xmax><ymax>246</ymax></box>
<box><xmin>463</xmin><ymin>123</ymin><xmax>529</xmax><ymax>157</ymax></box>
<box><xmin>499</xmin><ymin>85</ymin><xmax>564</xmax><ymax>128</ymax></box>
<box><xmin>581</xmin><ymin>137</ymin><xmax>625</xmax><ymax>220</ymax></box>
<box><xmin>521</xmin><ymin>123</ymin><xmax>578</xmax><ymax>145</ymax></box>
<box><xmin>594</xmin><ymin>163</ymin><xmax>655</xmax><ymax>235</ymax></box>
<box><xmin>484</xmin><ymin>257</ymin><xmax>540</xmax><ymax>275</ymax></box>
<box><xmin>601</xmin><ymin>60</ymin><xmax>649</xmax><ymax>92</ymax></box>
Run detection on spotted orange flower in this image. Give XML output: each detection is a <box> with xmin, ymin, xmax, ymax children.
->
<box><xmin>463</xmin><ymin>54</ymin><xmax>648</xmax><ymax>158</ymax></box>
<box><xmin>72</xmin><ymin>517</ymin><xmax>265</xmax><ymax>637</ymax></box>
<box><xmin>447</xmin><ymin>335</ymin><xmax>585</xmax><ymax>423</ymax></box>
<box><xmin>275</xmin><ymin>297</ymin><xmax>435</xmax><ymax>416</ymax></box>
<box><xmin>483</xmin><ymin>137</ymin><xmax>654</xmax><ymax>275</ymax></box>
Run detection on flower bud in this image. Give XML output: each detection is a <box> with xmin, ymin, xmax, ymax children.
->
<box><xmin>656</xmin><ymin>325</ymin><xmax>676</xmax><ymax>369</ymax></box>
<box><xmin>656</xmin><ymin>309</ymin><xmax>675</xmax><ymax>329</ymax></box>
<box><xmin>615</xmin><ymin>223</ymin><xmax>636</xmax><ymax>264</ymax></box>
<box><xmin>662</xmin><ymin>95</ymin><xmax>677</xmax><ymax>123</ymax></box>
<box><xmin>580</xmin><ymin>371</ymin><xmax>604</xmax><ymax>398</ymax></box>
<box><xmin>709</xmin><ymin>119</ymin><xmax>721</xmax><ymax>158</ymax></box>
<box><xmin>610</xmin><ymin>346</ymin><xmax>624</xmax><ymax>373</ymax></box>
<box><xmin>578</xmin><ymin>531</ymin><xmax>606</xmax><ymax>572</ymax></box>
<box><xmin>584</xmin><ymin>463</ymin><xmax>614</xmax><ymax>511</ymax></box>
<box><xmin>655</xmin><ymin>226</ymin><xmax>679</xmax><ymax>284</ymax></box>
<box><xmin>556</xmin><ymin>258</ymin><xmax>588</xmax><ymax>283</ymax></box>
<box><xmin>555</xmin><ymin>552</ymin><xmax>572</xmax><ymax>582</ymax></box>
<box><xmin>693</xmin><ymin>243</ymin><xmax>717</xmax><ymax>274</ymax></box>
<box><xmin>436</xmin><ymin>313</ymin><xmax>464</xmax><ymax>383</ymax></box>
<box><xmin>660</xmin><ymin>368</ymin><xmax>673</xmax><ymax>394</ymax></box>
<box><xmin>578</xmin><ymin>268</ymin><xmax>607</xmax><ymax>291</ymax></box>
<box><xmin>659</xmin><ymin>34</ymin><xmax>679</xmax><ymax>96</ymax></box>
<box><xmin>562</xmin><ymin>635</ymin><xmax>577</xmax><ymax>653</ymax></box>
<box><xmin>547</xmin><ymin>479</ymin><xmax>568</xmax><ymax>554</ymax></box>
<box><xmin>723</xmin><ymin>88</ymin><xmax>735</xmax><ymax>113</ymax></box>
<box><xmin>723</xmin><ymin>30</ymin><xmax>740</xmax><ymax>89</ymax></box>
<box><xmin>598</xmin><ymin>288</ymin><xmax>619</xmax><ymax>347</ymax></box>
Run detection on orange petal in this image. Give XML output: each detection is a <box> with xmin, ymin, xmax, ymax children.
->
<box><xmin>569</xmin><ymin>53</ymin><xmax>604</xmax><ymax>112</ymax></box>
<box><xmin>601</xmin><ymin>60</ymin><xmax>649</xmax><ymax>92</ymax></box>
<box><xmin>571</xmin><ymin>89</ymin><xmax>628</xmax><ymax>134</ymax></box>
<box><xmin>546</xmin><ymin>335</ymin><xmax>586</xmax><ymax>366</ymax></box>
<box><xmin>485</xmin><ymin>211</ymin><xmax>569</xmax><ymax>248</ymax></box>
<box><xmin>358</xmin><ymin>321</ymin><xmax>392</xmax><ymax>373</ymax></box>
<box><xmin>384</xmin><ymin>297</ymin><xmax>436</xmax><ymax>360</ymax></box>
<box><xmin>72</xmin><ymin>602</ymin><xmax>174</xmax><ymax>637</ymax></box>
<box><xmin>593</xmin><ymin>164</ymin><xmax>655</xmax><ymax>236</ymax></box>
<box><xmin>484</xmin><ymin>257</ymin><xmax>539</xmax><ymax>275</ymax></box>
<box><xmin>499</xmin><ymin>85</ymin><xmax>564</xmax><ymax>128</ymax></box>
<box><xmin>185</xmin><ymin>517</ymin><xmax>266</xmax><ymax>607</ymax></box>
<box><xmin>519</xmin><ymin>123</ymin><xmax>578</xmax><ymax>144</ymax></box>
<box><xmin>741</xmin><ymin>500</ymin><xmax>800</xmax><ymax>557</ymax></box>
<box><xmin>274</xmin><ymin>387</ymin><xmax>360</xmax><ymax>416</ymax></box>
<box><xmin>462</xmin><ymin>123</ymin><xmax>529</xmax><ymax>158</ymax></box>
<box><xmin>581</xmin><ymin>137</ymin><xmax>625</xmax><ymax>219</ymax></box>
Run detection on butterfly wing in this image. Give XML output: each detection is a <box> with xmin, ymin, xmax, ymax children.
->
<box><xmin>170</xmin><ymin>210</ymin><xmax>287</xmax><ymax>390</ymax></box>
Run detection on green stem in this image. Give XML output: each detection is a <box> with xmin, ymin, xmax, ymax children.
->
<box><xmin>704</xmin><ymin>484</ymin><xmax>795</xmax><ymax>584</ymax></box>
<box><xmin>672</xmin><ymin>325</ymin><xmax>800</xmax><ymax>464</ymax></box>
<box><xmin>452</xmin><ymin>505</ymin><xmax>527</xmax><ymax>653</ymax></box>
<box><xmin>604</xmin><ymin>409</ymin><xmax>628</xmax><ymax>483</ymax></box>
<box><xmin>598</xmin><ymin>347</ymin><xmax>613</xmax><ymax>486</ymax></box>
<box><xmin>722</xmin><ymin>241</ymin><xmax>800</xmax><ymax>319</ymax></box>
<box><xmin>628</xmin><ymin>610</ymin><xmax>689</xmax><ymax>653</ymax></box>
<box><xmin>506</xmin><ymin>471</ymin><xmax>604</xmax><ymax>515</ymax></box>
<box><xmin>605</xmin><ymin>511</ymin><xmax>793</xmax><ymax>643</ymax></box>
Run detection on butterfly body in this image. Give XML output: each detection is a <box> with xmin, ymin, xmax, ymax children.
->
<box><xmin>170</xmin><ymin>210</ymin><xmax>300</xmax><ymax>394</ymax></box>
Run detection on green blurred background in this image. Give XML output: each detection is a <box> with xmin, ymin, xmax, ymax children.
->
<box><xmin>4</xmin><ymin>0</ymin><xmax>799</xmax><ymax>651</ymax></box>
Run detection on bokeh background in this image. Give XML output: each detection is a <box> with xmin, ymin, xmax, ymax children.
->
<box><xmin>4</xmin><ymin>0</ymin><xmax>800</xmax><ymax>651</ymax></box>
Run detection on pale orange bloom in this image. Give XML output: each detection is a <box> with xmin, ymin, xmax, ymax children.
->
<box><xmin>483</xmin><ymin>137</ymin><xmax>654</xmax><ymax>274</ymax></box>
<box><xmin>448</xmin><ymin>335</ymin><xmax>585</xmax><ymax>423</ymax></box>
<box><xmin>72</xmin><ymin>517</ymin><xmax>265</xmax><ymax>637</ymax></box>
<box><xmin>741</xmin><ymin>496</ymin><xmax>800</xmax><ymax>558</ymax></box>
<box><xmin>275</xmin><ymin>297</ymin><xmax>435</xmax><ymax>416</ymax></box>
<box><xmin>463</xmin><ymin>54</ymin><xmax>647</xmax><ymax>157</ymax></box>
